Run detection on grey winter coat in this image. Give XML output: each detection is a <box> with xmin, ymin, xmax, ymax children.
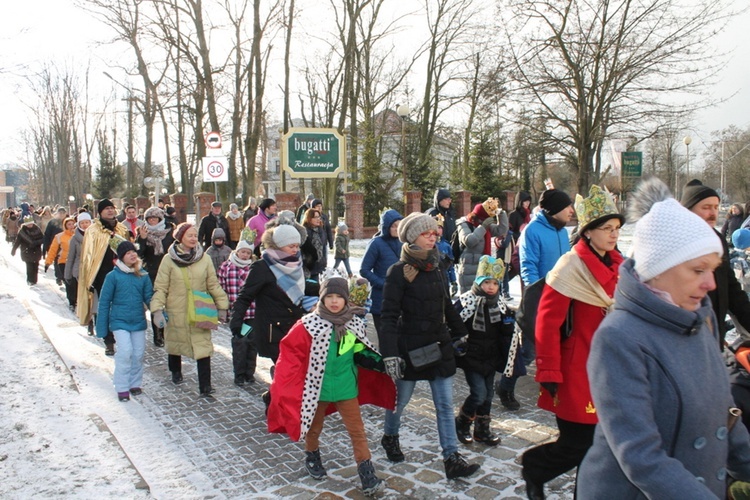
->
<box><xmin>455</xmin><ymin>212</ymin><xmax>509</xmax><ymax>292</ymax></box>
<box><xmin>578</xmin><ymin>259</ymin><xmax>750</xmax><ymax>499</ymax></box>
<box><xmin>64</xmin><ymin>228</ymin><xmax>85</xmax><ymax>280</ymax></box>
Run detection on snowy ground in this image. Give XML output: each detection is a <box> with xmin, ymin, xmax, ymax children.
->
<box><xmin>2</xmin><ymin>227</ymin><xmax>636</xmax><ymax>499</ymax></box>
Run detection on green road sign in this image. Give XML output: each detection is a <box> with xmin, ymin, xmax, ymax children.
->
<box><xmin>281</xmin><ymin>128</ymin><xmax>346</xmax><ymax>178</ymax></box>
<box><xmin>621</xmin><ymin>151</ymin><xmax>642</xmax><ymax>193</ymax></box>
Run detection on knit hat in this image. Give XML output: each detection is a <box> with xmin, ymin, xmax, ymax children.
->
<box><xmin>311</xmin><ymin>198</ymin><xmax>323</xmax><ymax>208</ymax></box>
<box><xmin>398</xmin><ymin>212</ymin><xmax>439</xmax><ymax>244</ymax></box>
<box><xmin>259</xmin><ymin>198</ymin><xmax>276</xmax><ymax>211</ymax></box>
<box><xmin>97</xmin><ymin>198</ymin><xmax>115</xmax><ymax>213</ymax></box>
<box><xmin>474</xmin><ymin>255</ymin><xmax>505</xmax><ymax>285</ymax></box>
<box><xmin>211</xmin><ymin>228</ymin><xmax>226</xmax><ymax>241</ymax></box>
<box><xmin>680</xmin><ymin>179</ymin><xmax>720</xmax><ymax>209</ymax></box>
<box><xmin>306</xmin><ymin>193</ymin><xmax>315</xmax><ymax>202</ymax></box>
<box><xmin>173</xmin><ymin>222</ymin><xmax>194</xmax><ymax>243</ymax></box>
<box><xmin>165</xmin><ymin>206</ymin><xmax>176</xmax><ymax>216</ymax></box>
<box><xmin>320</xmin><ymin>276</ymin><xmax>349</xmax><ymax>302</ymax></box>
<box><xmin>276</xmin><ymin>210</ymin><xmax>297</xmax><ymax>225</ymax></box>
<box><xmin>236</xmin><ymin>239</ymin><xmax>254</xmax><ymax>252</ymax></box>
<box><xmin>272</xmin><ymin>224</ymin><xmax>300</xmax><ymax>247</ymax></box>
<box><xmin>143</xmin><ymin>207</ymin><xmax>164</xmax><ymax>220</ymax></box>
<box><xmin>76</xmin><ymin>212</ymin><xmax>92</xmax><ymax>226</ymax></box>
<box><xmin>116</xmin><ymin>240</ymin><xmax>137</xmax><ymax>261</ymax></box>
<box><xmin>230</xmin><ymin>203</ymin><xmax>238</xmax><ymax>210</ymax></box>
<box><xmin>629</xmin><ymin>178</ymin><xmax>722</xmax><ymax>282</ymax></box>
<box><xmin>337</xmin><ymin>221</ymin><xmax>348</xmax><ymax>232</ymax></box>
<box><xmin>539</xmin><ymin>189</ymin><xmax>572</xmax><ymax>216</ymax></box>
<box><xmin>733</xmin><ymin>228</ymin><xmax>750</xmax><ymax>250</ymax></box>
<box><xmin>56</xmin><ymin>207</ymin><xmax>67</xmax><ymax>214</ymax></box>
<box><xmin>574</xmin><ymin>185</ymin><xmax>624</xmax><ymax>233</ymax></box>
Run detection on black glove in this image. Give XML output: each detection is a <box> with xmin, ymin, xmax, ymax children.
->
<box><xmin>452</xmin><ymin>336</ymin><xmax>469</xmax><ymax>357</ymax></box>
<box><xmin>541</xmin><ymin>382</ymin><xmax>558</xmax><ymax>398</ymax></box>
<box><xmin>44</xmin><ymin>264</ymin><xmax>50</xmax><ymax>273</ymax></box>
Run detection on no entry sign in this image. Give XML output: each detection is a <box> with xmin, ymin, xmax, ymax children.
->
<box><xmin>202</xmin><ymin>157</ymin><xmax>229</xmax><ymax>182</ymax></box>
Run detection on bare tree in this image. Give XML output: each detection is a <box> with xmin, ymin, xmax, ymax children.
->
<box><xmin>502</xmin><ymin>0</ymin><xmax>737</xmax><ymax>193</ymax></box>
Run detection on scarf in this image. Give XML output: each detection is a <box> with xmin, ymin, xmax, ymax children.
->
<box><xmin>309</xmin><ymin>226</ymin><xmax>324</xmax><ymax>260</ymax></box>
<box><xmin>400</xmin><ymin>244</ymin><xmax>441</xmax><ymax>282</ymax></box>
<box><xmin>467</xmin><ymin>282</ymin><xmax>503</xmax><ymax>332</ymax></box>
<box><xmin>168</xmin><ymin>241</ymin><xmax>204</xmax><ymax>267</ymax></box>
<box><xmin>100</xmin><ymin>217</ymin><xmax>119</xmax><ymax>232</ymax></box>
<box><xmin>546</xmin><ymin>251</ymin><xmax>614</xmax><ymax>310</ymax></box>
<box><xmin>227</xmin><ymin>210</ymin><xmax>242</xmax><ymax>221</ymax></box>
<box><xmin>316</xmin><ymin>302</ymin><xmax>366</xmax><ymax>342</ymax></box>
<box><xmin>115</xmin><ymin>259</ymin><xmax>142</xmax><ymax>276</ymax></box>
<box><xmin>229</xmin><ymin>251</ymin><xmax>253</xmax><ymax>268</ymax></box>
<box><xmin>144</xmin><ymin>219</ymin><xmax>170</xmax><ymax>255</ymax></box>
<box><xmin>467</xmin><ymin>214</ymin><xmax>493</xmax><ymax>255</ymax></box>
<box><xmin>263</xmin><ymin>247</ymin><xmax>306</xmax><ymax>306</ymax></box>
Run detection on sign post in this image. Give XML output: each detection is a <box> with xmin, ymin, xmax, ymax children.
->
<box><xmin>204</xmin><ymin>131</ymin><xmax>225</xmax><ymax>198</ymax></box>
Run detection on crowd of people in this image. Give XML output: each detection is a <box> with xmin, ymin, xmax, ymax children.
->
<box><xmin>5</xmin><ymin>179</ymin><xmax>750</xmax><ymax>498</ymax></box>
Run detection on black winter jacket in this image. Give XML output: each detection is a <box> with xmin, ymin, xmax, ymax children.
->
<box><xmin>136</xmin><ymin>222</ymin><xmax>175</xmax><ymax>283</ymax></box>
<box><xmin>456</xmin><ymin>303</ymin><xmax>515</xmax><ymax>377</ymax></box>
<box><xmin>379</xmin><ymin>259</ymin><xmax>467</xmax><ymax>380</ymax></box>
<box><xmin>198</xmin><ymin>214</ymin><xmax>230</xmax><ymax>250</ymax></box>
<box><xmin>13</xmin><ymin>224</ymin><xmax>44</xmax><ymax>263</ymax></box>
<box><xmin>711</xmin><ymin>230</ymin><xmax>750</xmax><ymax>348</ymax></box>
<box><xmin>229</xmin><ymin>259</ymin><xmax>319</xmax><ymax>361</ymax></box>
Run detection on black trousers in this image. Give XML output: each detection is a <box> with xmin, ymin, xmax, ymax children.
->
<box><xmin>169</xmin><ymin>354</ymin><xmax>211</xmax><ymax>392</ymax></box>
<box><xmin>25</xmin><ymin>261</ymin><xmax>39</xmax><ymax>284</ymax></box>
<box><xmin>231</xmin><ymin>321</ymin><xmax>257</xmax><ymax>379</ymax></box>
<box><xmin>522</xmin><ymin>416</ymin><xmax>595</xmax><ymax>487</ymax></box>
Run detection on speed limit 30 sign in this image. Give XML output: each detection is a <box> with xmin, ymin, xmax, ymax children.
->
<box><xmin>202</xmin><ymin>157</ymin><xmax>229</xmax><ymax>182</ymax></box>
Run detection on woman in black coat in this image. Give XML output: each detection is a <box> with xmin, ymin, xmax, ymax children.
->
<box><xmin>12</xmin><ymin>217</ymin><xmax>45</xmax><ymax>285</ymax></box>
<box><xmin>136</xmin><ymin>207</ymin><xmax>175</xmax><ymax>346</ymax></box>
<box><xmin>377</xmin><ymin>212</ymin><xmax>479</xmax><ymax>480</ymax></box>
<box><xmin>230</xmin><ymin>220</ymin><xmax>319</xmax><ymax>365</ymax></box>
<box><xmin>301</xmin><ymin>208</ymin><xmax>327</xmax><ymax>281</ymax></box>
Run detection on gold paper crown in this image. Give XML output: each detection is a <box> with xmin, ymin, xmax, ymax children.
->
<box><xmin>574</xmin><ymin>185</ymin><xmax>621</xmax><ymax>231</ymax></box>
<box><xmin>482</xmin><ymin>198</ymin><xmax>499</xmax><ymax>215</ymax></box>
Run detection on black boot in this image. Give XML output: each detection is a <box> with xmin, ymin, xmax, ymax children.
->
<box><xmin>473</xmin><ymin>415</ymin><xmax>501</xmax><ymax>446</ymax></box>
<box><xmin>304</xmin><ymin>449</ymin><xmax>327</xmax><ymax>479</ymax></box>
<box><xmin>498</xmin><ymin>388</ymin><xmax>521</xmax><ymax>411</ymax></box>
<box><xmin>381</xmin><ymin>434</ymin><xmax>405</xmax><ymax>463</ymax></box>
<box><xmin>444</xmin><ymin>451</ymin><xmax>480</xmax><ymax>480</ymax></box>
<box><xmin>197</xmin><ymin>357</ymin><xmax>213</xmax><ymax>397</ymax></box>
<box><xmin>357</xmin><ymin>459</ymin><xmax>383</xmax><ymax>496</ymax></box>
<box><xmin>455</xmin><ymin>408</ymin><xmax>474</xmax><ymax>444</ymax></box>
<box><xmin>522</xmin><ymin>469</ymin><xmax>545</xmax><ymax>499</ymax></box>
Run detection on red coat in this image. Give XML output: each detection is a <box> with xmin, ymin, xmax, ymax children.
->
<box><xmin>267</xmin><ymin>315</ymin><xmax>396</xmax><ymax>442</ymax></box>
<box><xmin>534</xmin><ymin>240</ymin><xmax>623</xmax><ymax>424</ymax></box>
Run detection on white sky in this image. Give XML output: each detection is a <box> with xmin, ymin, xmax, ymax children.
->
<box><xmin>1</xmin><ymin>0</ymin><xmax>749</xmax><ymax>172</ymax></box>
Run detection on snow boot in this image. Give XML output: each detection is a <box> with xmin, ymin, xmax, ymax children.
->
<box><xmin>118</xmin><ymin>392</ymin><xmax>130</xmax><ymax>402</ymax></box>
<box><xmin>381</xmin><ymin>434</ymin><xmax>405</xmax><ymax>463</ymax></box>
<box><xmin>455</xmin><ymin>408</ymin><xmax>474</xmax><ymax>444</ymax></box>
<box><xmin>473</xmin><ymin>414</ymin><xmax>501</xmax><ymax>446</ymax></box>
<box><xmin>444</xmin><ymin>451</ymin><xmax>480</xmax><ymax>480</ymax></box>
<box><xmin>498</xmin><ymin>388</ymin><xmax>521</xmax><ymax>411</ymax></box>
<box><xmin>304</xmin><ymin>449</ymin><xmax>327</xmax><ymax>480</ymax></box>
<box><xmin>357</xmin><ymin>459</ymin><xmax>384</xmax><ymax>496</ymax></box>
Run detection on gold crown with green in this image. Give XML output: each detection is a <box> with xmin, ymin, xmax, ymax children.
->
<box><xmin>574</xmin><ymin>185</ymin><xmax>620</xmax><ymax>231</ymax></box>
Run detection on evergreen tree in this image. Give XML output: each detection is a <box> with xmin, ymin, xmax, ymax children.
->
<box><xmin>92</xmin><ymin>129</ymin><xmax>124</xmax><ymax>199</ymax></box>
<box><xmin>466</xmin><ymin>131</ymin><xmax>506</xmax><ymax>200</ymax></box>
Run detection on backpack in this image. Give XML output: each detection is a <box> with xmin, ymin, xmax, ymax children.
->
<box><xmin>515</xmin><ymin>277</ymin><xmax>573</xmax><ymax>350</ymax></box>
<box><xmin>450</xmin><ymin>221</ymin><xmax>473</xmax><ymax>261</ymax></box>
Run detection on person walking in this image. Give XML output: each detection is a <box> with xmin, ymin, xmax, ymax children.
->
<box><xmin>723</xmin><ymin>203</ymin><xmax>745</xmax><ymax>247</ymax></box>
<box><xmin>268</xmin><ymin>276</ymin><xmax>395</xmax><ymax>496</ymax></box>
<box><xmin>426</xmin><ymin>188</ymin><xmax>457</xmax><ymax>243</ymax></box>
<box><xmin>218</xmin><ymin>239</ymin><xmax>258</xmax><ymax>386</ymax></box>
<box><xmin>520</xmin><ymin>185</ymin><xmax>625</xmax><ymax>499</ymax></box>
<box><xmin>455</xmin><ymin>198</ymin><xmax>509</xmax><ymax>293</ymax></box>
<box><xmin>453</xmin><ymin>255</ymin><xmax>510</xmax><ymax>448</ymax></box>
<box><xmin>44</xmin><ymin>216</ymin><xmax>76</xmax><ymax>306</ymax></box>
<box><xmin>225</xmin><ymin>203</ymin><xmax>245</xmax><ymax>249</ymax></box>
<box><xmin>150</xmin><ymin>223</ymin><xmax>230</xmax><ymax>398</ymax></box>
<box><xmin>377</xmin><ymin>212</ymin><xmax>480</xmax><ymax>480</ymax></box>
<box><xmin>12</xmin><ymin>215</ymin><xmax>44</xmax><ymax>286</ymax></box>
<box><xmin>301</xmin><ymin>208</ymin><xmax>327</xmax><ymax>281</ymax></box>
<box><xmin>64</xmin><ymin>212</ymin><xmax>92</xmax><ymax>315</ymax></box>
<box><xmin>96</xmin><ymin>239</ymin><xmax>154</xmax><ymax>402</ymax></box>
<box><xmin>77</xmin><ymin>199</ymin><xmax>131</xmax><ymax>356</ymax></box>
<box><xmin>333</xmin><ymin>222</ymin><xmax>352</xmax><ymax>277</ymax></box>
<box><xmin>246</xmin><ymin>198</ymin><xmax>277</xmax><ymax>254</ymax></box>
<box><xmin>136</xmin><ymin>207</ymin><xmax>175</xmax><ymax>347</ymax></box>
<box><xmin>577</xmin><ymin>178</ymin><xmax>750</xmax><ymax>498</ymax></box>
<box><xmin>206</xmin><ymin>228</ymin><xmax>232</xmax><ymax>275</ymax></box>
<box><xmin>197</xmin><ymin>201</ymin><xmax>230</xmax><ymax>250</ymax></box>
<box><xmin>359</xmin><ymin>209</ymin><xmax>403</xmax><ymax>334</ymax></box>
<box><xmin>242</xmin><ymin>196</ymin><xmax>258</xmax><ymax>225</ymax></box>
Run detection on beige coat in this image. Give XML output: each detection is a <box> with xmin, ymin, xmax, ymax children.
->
<box><xmin>150</xmin><ymin>253</ymin><xmax>229</xmax><ymax>360</ymax></box>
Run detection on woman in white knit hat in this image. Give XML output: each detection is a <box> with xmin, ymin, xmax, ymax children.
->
<box><xmin>577</xmin><ymin>178</ymin><xmax>750</xmax><ymax>499</ymax></box>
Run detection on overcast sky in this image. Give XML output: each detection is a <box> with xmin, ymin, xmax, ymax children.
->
<box><xmin>1</xmin><ymin>0</ymin><xmax>749</xmax><ymax>171</ymax></box>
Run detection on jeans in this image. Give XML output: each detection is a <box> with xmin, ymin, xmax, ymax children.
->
<box><xmin>112</xmin><ymin>329</ymin><xmax>146</xmax><ymax>393</ymax></box>
<box><xmin>334</xmin><ymin>258</ymin><xmax>352</xmax><ymax>276</ymax></box>
<box><xmin>462</xmin><ymin>370</ymin><xmax>494</xmax><ymax>416</ymax></box>
<box><xmin>501</xmin><ymin>270</ymin><xmax>510</xmax><ymax>297</ymax></box>
<box><xmin>384</xmin><ymin>376</ymin><xmax>458</xmax><ymax>459</ymax></box>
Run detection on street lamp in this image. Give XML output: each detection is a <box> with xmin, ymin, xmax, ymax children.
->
<box><xmin>397</xmin><ymin>104</ymin><xmax>410</xmax><ymax>204</ymax></box>
<box><xmin>683</xmin><ymin>135</ymin><xmax>692</xmax><ymax>178</ymax></box>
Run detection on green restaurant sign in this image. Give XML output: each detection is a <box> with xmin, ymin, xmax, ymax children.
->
<box><xmin>621</xmin><ymin>151</ymin><xmax>643</xmax><ymax>193</ymax></box>
<box><xmin>281</xmin><ymin>128</ymin><xmax>346</xmax><ymax>178</ymax></box>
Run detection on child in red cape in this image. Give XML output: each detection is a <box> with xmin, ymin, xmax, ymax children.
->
<box><xmin>268</xmin><ymin>274</ymin><xmax>396</xmax><ymax>496</ymax></box>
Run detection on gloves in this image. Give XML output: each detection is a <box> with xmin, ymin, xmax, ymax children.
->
<box><xmin>44</xmin><ymin>264</ymin><xmax>50</xmax><ymax>273</ymax></box>
<box><xmin>450</xmin><ymin>281</ymin><xmax>458</xmax><ymax>296</ymax></box>
<box><xmin>218</xmin><ymin>309</ymin><xmax>228</xmax><ymax>323</ymax></box>
<box><xmin>384</xmin><ymin>357</ymin><xmax>406</xmax><ymax>380</ymax></box>
<box><xmin>452</xmin><ymin>336</ymin><xmax>469</xmax><ymax>357</ymax></box>
<box><xmin>10</xmin><ymin>250</ymin><xmax>15</xmax><ymax>257</ymax></box>
<box><xmin>481</xmin><ymin>216</ymin><xmax>495</xmax><ymax>229</ymax></box>
<box><xmin>541</xmin><ymin>382</ymin><xmax>558</xmax><ymax>398</ymax></box>
<box><xmin>153</xmin><ymin>310</ymin><xmax>167</xmax><ymax>329</ymax></box>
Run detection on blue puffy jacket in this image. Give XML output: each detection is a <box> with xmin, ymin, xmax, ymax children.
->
<box><xmin>518</xmin><ymin>211</ymin><xmax>570</xmax><ymax>285</ymax></box>
<box><xmin>359</xmin><ymin>209</ymin><xmax>403</xmax><ymax>316</ymax></box>
<box><xmin>96</xmin><ymin>264</ymin><xmax>154</xmax><ymax>337</ymax></box>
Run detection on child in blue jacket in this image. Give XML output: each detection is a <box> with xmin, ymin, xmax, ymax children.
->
<box><xmin>97</xmin><ymin>238</ymin><xmax>154</xmax><ymax>401</ymax></box>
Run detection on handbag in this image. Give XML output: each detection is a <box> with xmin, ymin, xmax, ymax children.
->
<box><xmin>180</xmin><ymin>268</ymin><xmax>218</xmax><ymax>330</ymax></box>
<box><xmin>407</xmin><ymin>342</ymin><xmax>442</xmax><ymax>371</ymax></box>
